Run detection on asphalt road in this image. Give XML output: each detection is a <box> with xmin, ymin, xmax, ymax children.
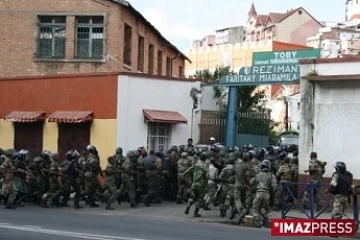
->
<box><xmin>0</xmin><ymin>206</ymin><xmax>350</xmax><ymax>240</ymax></box>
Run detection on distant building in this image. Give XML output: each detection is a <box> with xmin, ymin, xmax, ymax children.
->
<box><xmin>307</xmin><ymin>26</ymin><xmax>360</xmax><ymax>55</ymax></box>
<box><xmin>246</xmin><ymin>3</ymin><xmax>323</xmax><ymax>45</ymax></box>
<box><xmin>215</xmin><ymin>26</ymin><xmax>247</xmax><ymax>45</ymax></box>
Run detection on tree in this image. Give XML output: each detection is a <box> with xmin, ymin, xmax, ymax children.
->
<box><xmin>193</xmin><ymin>66</ymin><xmax>266</xmax><ymax>112</ymax></box>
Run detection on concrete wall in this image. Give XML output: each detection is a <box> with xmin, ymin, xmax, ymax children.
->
<box><xmin>300</xmin><ymin>61</ymin><xmax>360</xmax><ymax>179</ymax></box>
<box><xmin>116</xmin><ymin>75</ymin><xmax>201</xmax><ymax>152</ymax></box>
<box><xmin>277</xmin><ymin>9</ymin><xmax>322</xmax><ymax>45</ymax></box>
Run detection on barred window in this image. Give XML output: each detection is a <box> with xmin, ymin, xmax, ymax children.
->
<box><xmin>147</xmin><ymin>122</ymin><xmax>171</xmax><ymax>152</ymax></box>
<box><xmin>75</xmin><ymin>16</ymin><xmax>104</xmax><ymax>59</ymax></box>
<box><xmin>37</xmin><ymin>16</ymin><xmax>66</xmax><ymax>58</ymax></box>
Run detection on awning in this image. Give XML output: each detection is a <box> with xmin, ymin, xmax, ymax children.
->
<box><xmin>48</xmin><ymin>111</ymin><xmax>93</xmax><ymax>123</ymax></box>
<box><xmin>4</xmin><ymin>111</ymin><xmax>45</xmax><ymax>122</ymax></box>
<box><xmin>143</xmin><ymin>109</ymin><xmax>187</xmax><ymax>124</ymax></box>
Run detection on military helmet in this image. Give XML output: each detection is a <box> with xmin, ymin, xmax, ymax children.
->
<box><xmin>170</xmin><ymin>145</ymin><xmax>177</xmax><ymax>152</ymax></box>
<box><xmin>133</xmin><ymin>150</ymin><xmax>141</xmax><ymax>158</ymax></box>
<box><xmin>261</xmin><ymin>159</ymin><xmax>271</xmax><ymax>170</ymax></box>
<box><xmin>126</xmin><ymin>150</ymin><xmax>135</xmax><ymax>159</ymax></box>
<box><xmin>18</xmin><ymin>149</ymin><xmax>29</xmax><ymax>156</ymax></box>
<box><xmin>335</xmin><ymin>161</ymin><xmax>346</xmax><ymax>172</ymax></box>
<box><xmin>66</xmin><ymin>150</ymin><xmax>80</xmax><ymax>160</ymax></box>
<box><xmin>34</xmin><ymin>156</ymin><xmax>44</xmax><ymax>163</ymax></box>
<box><xmin>3</xmin><ymin>149</ymin><xmax>16</xmax><ymax>157</ymax></box>
<box><xmin>116</xmin><ymin>147</ymin><xmax>123</xmax><ymax>155</ymax></box>
<box><xmin>51</xmin><ymin>153</ymin><xmax>59</xmax><ymax>160</ymax></box>
<box><xmin>181</xmin><ymin>152</ymin><xmax>188</xmax><ymax>158</ymax></box>
<box><xmin>86</xmin><ymin>145</ymin><xmax>97</xmax><ymax>154</ymax></box>
<box><xmin>251</xmin><ymin>158</ymin><xmax>259</xmax><ymax>165</ymax></box>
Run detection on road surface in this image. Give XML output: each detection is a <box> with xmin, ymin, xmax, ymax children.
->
<box><xmin>0</xmin><ymin>206</ymin><xmax>350</xmax><ymax>240</ymax></box>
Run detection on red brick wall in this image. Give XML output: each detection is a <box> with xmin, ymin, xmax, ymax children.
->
<box><xmin>0</xmin><ymin>73</ymin><xmax>118</xmax><ymax>119</ymax></box>
<box><xmin>0</xmin><ymin>0</ymin><xmax>185</xmax><ymax>78</ymax></box>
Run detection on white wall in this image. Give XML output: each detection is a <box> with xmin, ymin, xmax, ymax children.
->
<box><xmin>299</xmin><ymin>62</ymin><xmax>360</xmax><ymax>179</ymax></box>
<box><xmin>201</xmin><ymin>86</ymin><xmax>224</xmax><ymax>111</ymax></box>
<box><xmin>117</xmin><ymin>75</ymin><xmax>201</xmax><ymax>152</ymax></box>
<box><xmin>287</xmin><ymin>93</ymin><xmax>301</xmax><ymax>131</ymax></box>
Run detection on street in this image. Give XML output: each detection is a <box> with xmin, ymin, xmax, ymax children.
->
<box><xmin>0</xmin><ymin>204</ymin><xmax>350</xmax><ymax>240</ymax></box>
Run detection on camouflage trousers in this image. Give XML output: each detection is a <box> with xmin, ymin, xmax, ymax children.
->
<box><xmin>103</xmin><ymin>181</ymin><xmax>117</xmax><ymax>206</ymax></box>
<box><xmin>118</xmin><ymin>179</ymin><xmax>136</xmax><ymax>206</ymax></box>
<box><xmin>302</xmin><ymin>181</ymin><xmax>322</xmax><ymax>208</ymax></box>
<box><xmin>233</xmin><ymin>186</ymin><xmax>246</xmax><ymax>212</ymax></box>
<box><xmin>220</xmin><ymin>184</ymin><xmax>235</xmax><ymax>211</ymax></box>
<box><xmin>219</xmin><ymin>184</ymin><xmax>229</xmax><ymax>208</ymax></box>
<box><xmin>177</xmin><ymin>174</ymin><xmax>190</xmax><ymax>199</ymax></box>
<box><xmin>1</xmin><ymin>181</ymin><xmax>17</xmax><ymax>204</ymax></box>
<box><xmin>204</xmin><ymin>180</ymin><xmax>217</xmax><ymax>205</ymax></box>
<box><xmin>81</xmin><ymin>172</ymin><xmax>98</xmax><ymax>204</ymax></box>
<box><xmin>251</xmin><ymin>191</ymin><xmax>270</xmax><ymax>227</ymax></box>
<box><xmin>331</xmin><ymin>195</ymin><xmax>348</xmax><ymax>219</ymax></box>
<box><xmin>244</xmin><ymin>187</ymin><xmax>256</xmax><ymax>211</ymax></box>
<box><xmin>42</xmin><ymin>181</ymin><xmax>62</xmax><ymax>204</ymax></box>
<box><xmin>274</xmin><ymin>181</ymin><xmax>292</xmax><ymax>207</ymax></box>
<box><xmin>187</xmin><ymin>183</ymin><xmax>207</xmax><ymax>208</ymax></box>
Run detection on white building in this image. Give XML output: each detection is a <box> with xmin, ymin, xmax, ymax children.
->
<box><xmin>286</xmin><ymin>92</ymin><xmax>301</xmax><ymax>131</ymax></box>
<box><xmin>299</xmin><ymin>57</ymin><xmax>360</xmax><ymax>181</ymax></box>
<box><xmin>117</xmin><ymin>75</ymin><xmax>200</xmax><ymax>152</ymax></box>
<box><xmin>116</xmin><ymin>75</ymin><xmax>219</xmax><ymax>152</ymax></box>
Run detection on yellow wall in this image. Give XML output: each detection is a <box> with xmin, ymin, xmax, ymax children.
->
<box><xmin>90</xmin><ymin>119</ymin><xmax>117</xmax><ymax>169</ymax></box>
<box><xmin>0</xmin><ymin>121</ymin><xmax>14</xmax><ymax>149</ymax></box>
<box><xmin>0</xmin><ymin>119</ymin><xmax>116</xmax><ymax>168</ymax></box>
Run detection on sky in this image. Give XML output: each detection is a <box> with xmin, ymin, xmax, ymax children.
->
<box><xmin>128</xmin><ymin>0</ymin><xmax>345</xmax><ymax>52</ymax></box>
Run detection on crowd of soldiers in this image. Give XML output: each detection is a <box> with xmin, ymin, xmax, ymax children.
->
<box><xmin>0</xmin><ymin>137</ymin><xmax>354</xmax><ymax>228</ymax></box>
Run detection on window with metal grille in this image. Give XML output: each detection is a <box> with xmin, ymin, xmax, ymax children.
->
<box><xmin>123</xmin><ymin>24</ymin><xmax>132</xmax><ymax>66</ymax></box>
<box><xmin>147</xmin><ymin>122</ymin><xmax>171</xmax><ymax>152</ymax></box>
<box><xmin>138</xmin><ymin>36</ymin><xmax>144</xmax><ymax>72</ymax></box>
<box><xmin>148</xmin><ymin>44</ymin><xmax>154</xmax><ymax>74</ymax></box>
<box><xmin>166</xmin><ymin>57</ymin><xmax>171</xmax><ymax>76</ymax></box>
<box><xmin>75</xmin><ymin>16</ymin><xmax>104</xmax><ymax>59</ymax></box>
<box><xmin>37</xmin><ymin>16</ymin><xmax>66</xmax><ymax>58</ymax></box>
<box><xmin>157</xmin><ymin>50</ymin><xmax>163</xmax><ymax>75</ymax></box>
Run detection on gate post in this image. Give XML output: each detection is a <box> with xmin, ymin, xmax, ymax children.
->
<box><xmin>224</xmin><ymin>86</ymin><xmax>238</xmax><ymax>147</ymax></box>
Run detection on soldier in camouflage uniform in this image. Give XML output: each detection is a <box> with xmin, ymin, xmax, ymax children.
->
<box><xmin>78</xmin><ymin>151</ymin><xmax>89</xmax><ymax>194</ymax></box>
<box><xmin>242</xmin><ymin>158</ymin><xmax>260</xmax><ymax>218</ymax></box>
<box><xmin>250</xmin><ymin>160</ymin><xmax>278</xmax><ymax>227</ymax></box>
<box><xmin>218</xmin><ymin>155</ymin><xmax>236</xmax><ymax>217</ymax></box>
<box><xmin>232</xmin><ymin>152</ymin><xmax>252</xmax><ymax>223</ymax></box>
<box><xmin>42</xmin><ymin>153</ymin><xmax>62</xmax><ymax>208</ymax></box>
<box><xmin>102</xmin><ymin>156</ymin><xmax>121</xmax><ymax>210</ymax></box>
<box><xmin>176</xmin><ymin>152</ymin><xmax>192</xmax><ymax>204</ymax></box>
<box><xmin>114</xmin><ymin>147</ymin><xmax>124</xmax><ymax>189</ymax></box>
<box><xmin>184</xmin><ymin>153</ymin><xmax>208</xmax><ymax>217</ymax></box>
<box><xmin>81</xmin><ymin>145</ymin><xmax>101</xmax><ymax>207</ymax></box>
<box><xmin>0</xmin><ymin>149</ymin><xmax>17</xmax><ymax>209</ymax></box>
<box><xmin>303</xmin><ymin>152</ymin><xmax>327</xmax><ymax>211</ymax></box>
<box><xmin>13</xmin><ymin>149</ymin><xmax>28</xmax><ymax>206</ymax></box>
<box><xmin>0</xmin><ymin>148</ymin><xmax>4</xmax><ymax>204</ymax></box>
<box><xmin>117</xmin><ymin>151</ymin><xmax>138</xmax><ymax>208</ymax></box>
<box><xmin>203</xmin><ymin>158</ymin><xmax>219</xmax><ymax>210</ymax></box>
<box><xmin>274</xmin><ymin>157</ymin><xmax>294</xmax><ymax>210</ymax></box>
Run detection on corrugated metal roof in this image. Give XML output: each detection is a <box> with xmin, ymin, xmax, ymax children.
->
<box><xmin>4</xmin><ymin>111</ymin><xmax>45</xmax><ymax>122</ymax></box>
<box><xmin>48</xmin><ymin>111</ymin><xmax>93</xmax><ymax>123</ymax></box>
<box><xmin>143</xmin><ymin>109</ymin><xmax>187</xmax><ymax>124</ymax></box>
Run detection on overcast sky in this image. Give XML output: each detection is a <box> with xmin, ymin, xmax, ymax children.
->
<box><xmin>129</xmin><ymin>0</ymin><xmax>345</xmax><ymax>51</ymax></box>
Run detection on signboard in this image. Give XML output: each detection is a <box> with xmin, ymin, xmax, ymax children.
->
<box><xmin>252</xmin><ymin>49</ymin><xmax>321</xmax><ymax>66</ymax></box>
<box><xmin>216</xmin><ymin>49</ymin><xmax>321</xmax><ymax>86</ymax></box>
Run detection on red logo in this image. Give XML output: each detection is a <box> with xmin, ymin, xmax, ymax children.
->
<box><xmin>271</xmin><ymin>219</ymin><xmax>356</xmax><ymax>237</ymax></box>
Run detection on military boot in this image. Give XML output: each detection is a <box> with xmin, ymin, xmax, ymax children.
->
<box><xmin>185</xmin><ymin>206</ymin><xmax>191</xmax><ymax>215</ymax></box>
<box><xmin>193</xmin><ymin>207</ymin><xmax>201</xmax><ymax>217</ymax></box>
<box><xmin>176</xmin><ymin>198</ymin><xmax>182</xmax><ymax>204</ymax></box>
<box><xmin>238</xmin><ymin>212</ymin><xmax>246</xmax><ymax>224</ymax></box>
<box><xmin>220</xmin><ymin>208</ymin><xmax>227</xmax><ymax>217</ymax></box>
<box><xmin>229</xmin><ymin>208</ymin><xmax>238</xmax><ymax>220</ymax></box>
<box><xmin>203</xmin><ymin>204</ymin><xmax>211</xmax><ymax>211</ymax></box>
<box><xmin>105</xmin><ymin>205</ymin><xmax>115</xmax><ymax>210</ymax></box>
